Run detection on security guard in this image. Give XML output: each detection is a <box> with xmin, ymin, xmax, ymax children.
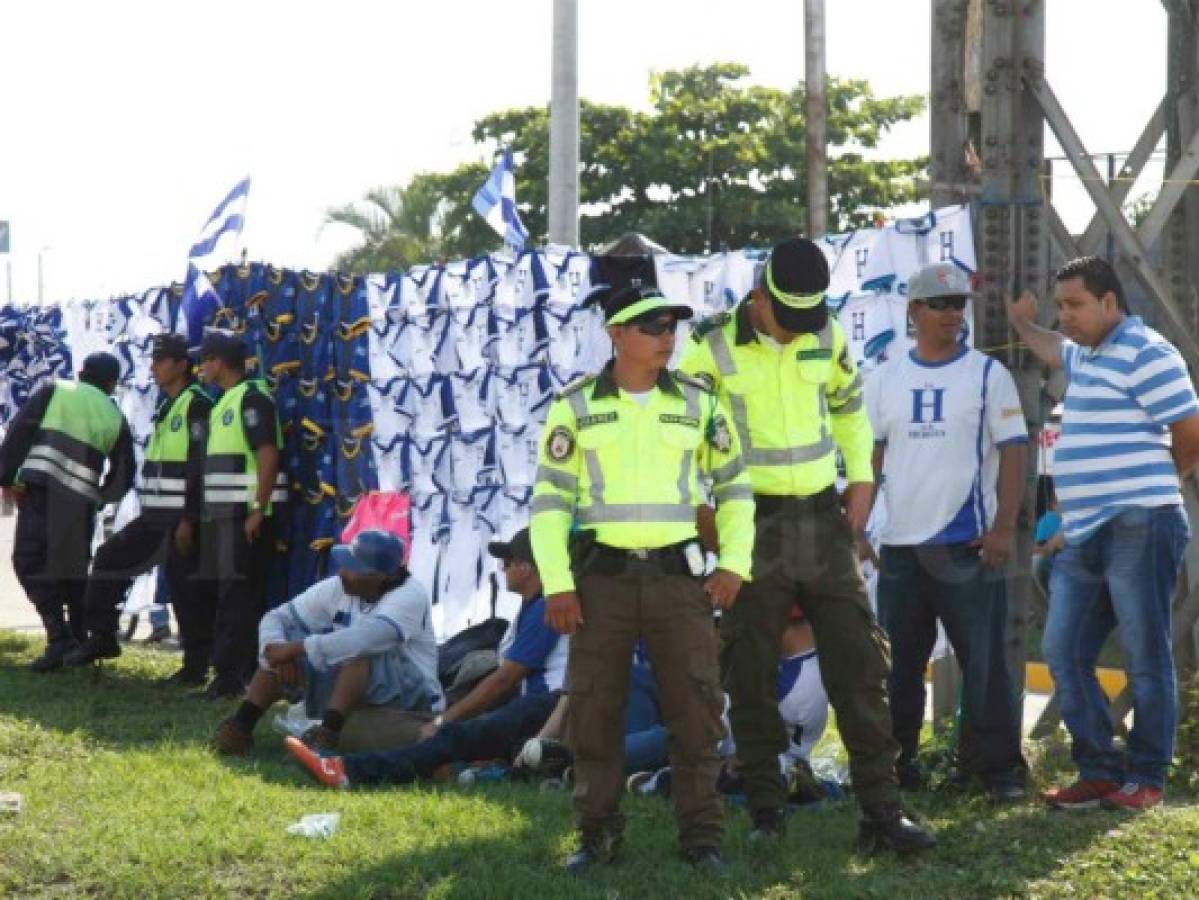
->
<box><xmin>194</xmin><ymin>328</ymin><xmax>287</xmax><ymax>700</ymax></box>
<box><xmin>679</xmin><ymin>237</ymin><xmax>936</xmax><ymax>854</ymax></box>
<box><xmin>0</xmin><ymin>352</ymin><xmax>135</xmax><ymax>671</ymax></box>
<box><xmin>531</xmin><ymin>286</ymin><xmax>755</xmax><ymax>875</ymax></box>
<box><xmin>65</xmin><ymin>333</ymin><xmax>214</xmax><ymax>682</ymax></box>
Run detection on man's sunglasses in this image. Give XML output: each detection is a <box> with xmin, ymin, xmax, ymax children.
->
<box><xmin>919</xmin><ymin>296</ymin><xmax>968</xmax><ymax>312</ymax></box>
<box><xmin>634</xmin><ymin>318</ymin><xmax>679</xmax><ymax>337</ymax></box>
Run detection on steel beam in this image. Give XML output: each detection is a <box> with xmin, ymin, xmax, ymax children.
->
<box><xmin>1078</xmin><ymin>100</ymin><xmax>1166</xmax><ymax>255</ymax></box>
<box><xmin>1024</xmin><ymin>73</ymin><xmax>1199</xmax><ymax>367</ymax></box>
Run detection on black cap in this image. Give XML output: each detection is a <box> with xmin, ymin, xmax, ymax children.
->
<box><xmin>79</xmin><ymin>351</ymin><xmax>121</xmax><ymax>386</ymax></box>
<box><xmin>487</xmin><ymin>527</ymin><xmax>535</xmax><ymax>565</ymax></box>
<box><xmin>603</xmin><ymin>284</ymin><xmax>694</xmax><ymax>326</ymax></box>
<box><xmin>762</xmin><ymin>237</ymin><xmax>831</xmax><ymax>334</ymax></box>
<box><xmin>192</xmin><ymin>327</ymin><xmax>247</xmax><ymax>367</ymax></box>
<box><xmin>151</xmin><ymin>332</ymin><xmax>190</xmax><ymax>361</ymax></box>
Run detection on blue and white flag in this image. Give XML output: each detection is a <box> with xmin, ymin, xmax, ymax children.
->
<box><xmin>181</xmin><ymin>177</ymin><xmax>251</xmax><ymax>344</ymax></box>
<box><xmin>472</xmin><ymin>149</ymin><xmax>528</xmax><ymax>250</ymax></box>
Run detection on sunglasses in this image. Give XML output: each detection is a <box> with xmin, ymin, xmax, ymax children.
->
<box><xmin>634</xmin><ymin>318</ymin><xmax>679</xmax><ymax>337</ymax></box>
<box><xmin>919</xmin><ymin>296</ymin><xmax>968</xmax><ymax>312</ymax></box>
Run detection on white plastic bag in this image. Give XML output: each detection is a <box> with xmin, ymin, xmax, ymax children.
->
<box><xmin>286</xmin><ymin>813</ymin><xmax>340</xmax><ymax>839</ymax></box>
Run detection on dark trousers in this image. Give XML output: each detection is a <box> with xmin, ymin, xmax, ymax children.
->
<box><xmin>344</xmin><ymin>692</ymin><xmax>559</xmax><ymax>784</ymax></box>
<box><xmin>568</xmin><ymin>572</ymin><xmax>724</xmax><ymax>850</ymax></box>
<box><xmin>724</xmin><ymin>491</ymin><xmax>899</xmax><ymax>814</ymax></box>
<box><xmin>877</xmin><ymin>543</ymin><xmax>1028</xmax><ymax>785</ymax></box>
<box><xmin>196</xmin><ymin>517</ymin><xmax>274</xmax><ymax>687</ymax></box>
<box><xmin>82</xmin><ymin>514</ymin><xmax>208</xmax><ymax>672</ymax></box>
<box><xmin>11</xmin><ymin>485</ymin><xmax>95</xmax><ymax>645</ymax></box>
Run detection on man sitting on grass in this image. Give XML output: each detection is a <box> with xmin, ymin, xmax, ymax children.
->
<box><xmin>286</xmin><ymin>527</ymin><xmax>567</xmax><ymax>787</ymax></box>
<box><xmin>212</xmin><ymin>529</ymin><xmax>442</xmax><ymax>755</ymax></box>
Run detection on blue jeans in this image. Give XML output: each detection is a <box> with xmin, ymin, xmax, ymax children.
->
<box><xmin>1042</xmin><ymin>505</ymin><xmax>1189</xmax><ymax>788</ymax></box>
<box><xmin>343</xmin><ymin>692</ymin><xmax>559</xmax><ymax>785</ymax></box>
<box><xmin>878</xmin><ymin>542</ymin><xmax>1027</xmax><ymax>785</ymax></box>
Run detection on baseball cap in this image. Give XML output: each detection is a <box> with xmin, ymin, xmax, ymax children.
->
<box><xmin>908</xmin><ymin>262</ymin><xmax>976</xmax><ymax>301</ymax></box>
<box><xmin>191</xmin><ymin>327</ymin><xmax>247</xmax><ymax>367</ymax></box>
<box><xmin>487</xmin><ymin>527</ymin><xmax>535</xmax><ymax>565</ymax></box>
<box><xmin>151</xmin><ymin>332</ymin><xmax>190</xmax><ymax>361</ymax></box>
<box><xmin>604</xmin><ymin>284</ymin><xmax>694</xmax><ymax>326</ymax></box>
<box><xmin>761</xmin><ymin>237</ymin><xmax>831</xmax><ymax>334</ymax></box>
<box><xmin>79</xmin><ymin>351</ymin><xmax>121</xmax><ymax>385</ymax></box>
<box><xmin>331</xmin><ymin>529</ymin><xmax>407</xmax><ymax>576</ymax></box>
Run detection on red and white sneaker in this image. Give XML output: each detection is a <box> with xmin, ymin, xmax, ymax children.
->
<box><xmin>1100</xmin><ymin>782</ymin><xmax>1163</xmax><ymax>811</ymax></box>
<box><xmin>286</xmin><ymin>736</ymin><xmax>349</xmax><ymax>789</ymax></box>
<box><xmin>1041</xmin><ymin>779</ymin><xmax>1120</xmax><ymax>810</ymax></box>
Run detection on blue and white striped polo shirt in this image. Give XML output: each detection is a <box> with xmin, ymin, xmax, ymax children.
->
<box><xmin>1055</xmin><ymin>316</ymin><xmax>1198</xmax><ymax>543</ymax></box>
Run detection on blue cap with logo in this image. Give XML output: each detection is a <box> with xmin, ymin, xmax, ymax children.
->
<box><xmin>331</xmin><ymin>529</ymin><xmax>407</xmax><ymax>576</ymax></box>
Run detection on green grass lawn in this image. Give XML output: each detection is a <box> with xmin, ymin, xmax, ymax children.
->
<box><xmin>3</xmin><ymin>630</ymin><xmax>1199</xmax><ymax>899</ymax></box>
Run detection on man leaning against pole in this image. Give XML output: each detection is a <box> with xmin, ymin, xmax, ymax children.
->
<box><xmin>1007</xmin><ymin>256</ymin><xmax>1199</xmax><ymax>811</ymax></box>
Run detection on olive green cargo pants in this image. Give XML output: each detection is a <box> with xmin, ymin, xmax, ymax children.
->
<box><xmin>721</xmin><ymin>490</ymin><xmax>900</xmax><ymax>814</ymax></box>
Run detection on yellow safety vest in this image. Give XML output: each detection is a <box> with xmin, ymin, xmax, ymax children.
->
<box><xmin>529</xmin><ymin>364</ymin><xmax>756</xmax><ymax>597</ymax></box>
<box><xmin>678</xmin><ymin>298</ymin><xmax>874</xmax><ymax>496</ymax></box>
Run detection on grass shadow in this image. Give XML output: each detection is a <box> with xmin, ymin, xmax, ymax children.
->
<box><xmin>0</xmin><ymin>629</ymin><xmax>232</xmax><ymax>751</ymax></box>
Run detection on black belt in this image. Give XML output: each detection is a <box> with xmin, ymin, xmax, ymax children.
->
<box><xmin>576</xmin><ymin>539</ymin><xmax>696</xmax><ymax>577</ymax></box>
<box><xmin>753</xmin><ymin>486</ymin><xmax>840</xmax><ymax>515</ymax></box>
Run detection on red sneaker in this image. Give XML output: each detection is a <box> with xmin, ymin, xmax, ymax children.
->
<box><xmin>1041</xmin><ymin>779</ymin><xmax>1120</xmax><ymax>810</ymax></box>
<box><xmin>285</xmin><ymin>736</ymin><xmax>349</xmax><ymax>789</ymax></box>
<box><xmin>1100</xmin><ymin>783</ymin><xmax>1163</xmax><ymax>810</ymax></box>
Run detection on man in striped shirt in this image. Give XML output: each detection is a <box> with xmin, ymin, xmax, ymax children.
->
<box><xmin>1007</xmin><ymin>256</ymin><xmax>1199</xmax><ymax>810</ymax></box>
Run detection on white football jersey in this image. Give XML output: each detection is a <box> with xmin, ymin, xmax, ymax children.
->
<box><xmin>778</xmin><ymin>650</ymin><xmax>829</xmax><ymax>767</ymax></box>
<box><xmin>824</xmin><ymin>229</ymin><xmax>883</xmax><ymax>305</ymax></box>
<box><xmin>496</xmin><ymin>423</ymin><xmax>542</xmax><ymax>489</ymax></box>
<box><xmin>865</xmin><ymin>347</ymin><xmax>1027</xmax><ymax>545</ymax></box>
<box><xmin>860</xmin><ymin>204</ymin><xmax>977</xmax><ymax>297</ymax></box>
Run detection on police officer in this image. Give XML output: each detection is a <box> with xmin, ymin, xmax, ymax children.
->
<box><xmin>64</xmin><ymin>333</ymin><xmax>214</xmax><ymax>682</ymax></box>
<box><xmin>531</xmin><ymin>286</ymin><xmax>755</xmax><ymax>875</ymax></box>
<box><xmin>194</xmin><ymin>328</ymin><xmax>287</xmax><ymax>700</ymax></box>
<box><xmin>679</xmin><ymin>237</ymin><xmax>936</xmax><ymax>853</ymax></box>
<box><xmin>0</xmin><ymin>352</ymin><xmax>135</xmax><ymax>671</ymax></box>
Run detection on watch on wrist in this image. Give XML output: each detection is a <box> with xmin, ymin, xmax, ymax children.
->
<box><xmin>249</xmin><ymin>499</ymin><xmax>263</xmax><ymax>512</ymax></box>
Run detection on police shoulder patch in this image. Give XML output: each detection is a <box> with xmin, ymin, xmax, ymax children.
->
<box><xmin>221</xmin><ymin>408</ymin><xmax>235</xmax><ymax>426</ymax></box>
<box><xmin>169</xmin><ymin>414</ymin><xmax>184</xmax><ymax>432</ymax></box>
<box><xmin>546</xmin><ymin>425</ymin><xmax>576</xmax><ymax>462</ymax></box>
<box><xmin>557</xmin><ymin>374</ymin><xmax>597</xmax><ymax>398</ymax></box>
<box><xmin>672</xmin><ymin>370</ymin><xmax>716</xmax><ymax>393</ymax></box>
<box><xmin>690</xmin><ymin>312</ymin><xmax>732</xmax><ymax>343</ymax></box>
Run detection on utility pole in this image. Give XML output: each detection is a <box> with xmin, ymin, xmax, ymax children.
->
<box><xmin>548</xmin><ymin>0</ymin><xmax>580</xmax><ymax>247</ymax></box>
<box><xmin>804</xmin><ymin>0</ymin><xmax>828</xmax><ymax>237</ymax></box>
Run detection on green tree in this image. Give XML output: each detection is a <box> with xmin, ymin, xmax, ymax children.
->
<box><xmin>329</xmin><ymin>63</ymin><xmax>926</xmax><ymax>270</ymax></box>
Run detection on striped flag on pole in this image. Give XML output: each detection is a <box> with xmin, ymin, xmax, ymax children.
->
<box><xmin>472</xmin><ymin>149</ymin><xmax>528</xmax><ymax>250</ymax></box>
<box><xmin>181</xmin><ymin>177</ymin><xmax>251</xmax><ymax>344</ymax></box>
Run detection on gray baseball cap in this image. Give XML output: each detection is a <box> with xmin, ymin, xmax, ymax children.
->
<box><xmin>908</xmin><ymin>262</ymin><xmax>976</xmax><ymax>301</ymax></box>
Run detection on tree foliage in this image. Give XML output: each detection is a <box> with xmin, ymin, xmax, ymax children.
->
<box><xmin>328</xmin><ymin>63</ymin><xmax>926</xmax><ymax>271</ymax></box>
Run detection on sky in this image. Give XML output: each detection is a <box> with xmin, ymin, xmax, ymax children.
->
<box><xmin>0</xmin><ymin>0</ymin><xmax>1168</xmax><ymax>304</ymax></box>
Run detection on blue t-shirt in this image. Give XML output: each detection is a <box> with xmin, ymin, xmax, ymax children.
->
<box><xmin>498</xmin><ymin>595</ymin><xmax>568</xmax><ymax>695</ymax></box>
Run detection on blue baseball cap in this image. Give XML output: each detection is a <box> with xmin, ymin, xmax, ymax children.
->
<box><xmin>331</xmin><ymin>529</ymin><xmax>406</xmax><ymax>576</ymax></box>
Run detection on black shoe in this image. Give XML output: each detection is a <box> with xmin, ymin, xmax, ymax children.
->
<box><xmin>684</xmin><ymin>846</ymin><xmax>727</xmax><ymax>876</ymax></box>
<box><xmin>29</xmin><ymin>639</ymin><xmax>80</xmax><ymax>673</ymax></box>
<box><xmin>748</xmin><ymin>807</ymin><xmax>785</xmax><ymax>842</ymax></box>
<box><xmin>62</xmin><ymin>634</ymin><xmax>122</xmax><ymax>667</ymax></box>
<box><xmin>858</xmin><ymin>805</ymin><xmax>937</xmax><ymax>855</ymax></box>
<box><xmin>987</xmin><ymin>780</ymin><xmax>1027</xmax><ymax>805</ymax></box>
<box><xmin>157</xmin><ymin>667</ymin><xmax>208</xmax><ymax>687</ymax></box>
<box><xmin>203</xmin><ymin>677</ymin><xmax>244</xmax><ymax>701</ymax></box>
<box><xmin>896</xmin><ymin>760</ymin><xmax>927</xmax><ymax>792</ymax></box>
<box><xmin>563</xmin><ymin>835</ymin><xmax>619</xmax><ymax>875</ymax></box>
